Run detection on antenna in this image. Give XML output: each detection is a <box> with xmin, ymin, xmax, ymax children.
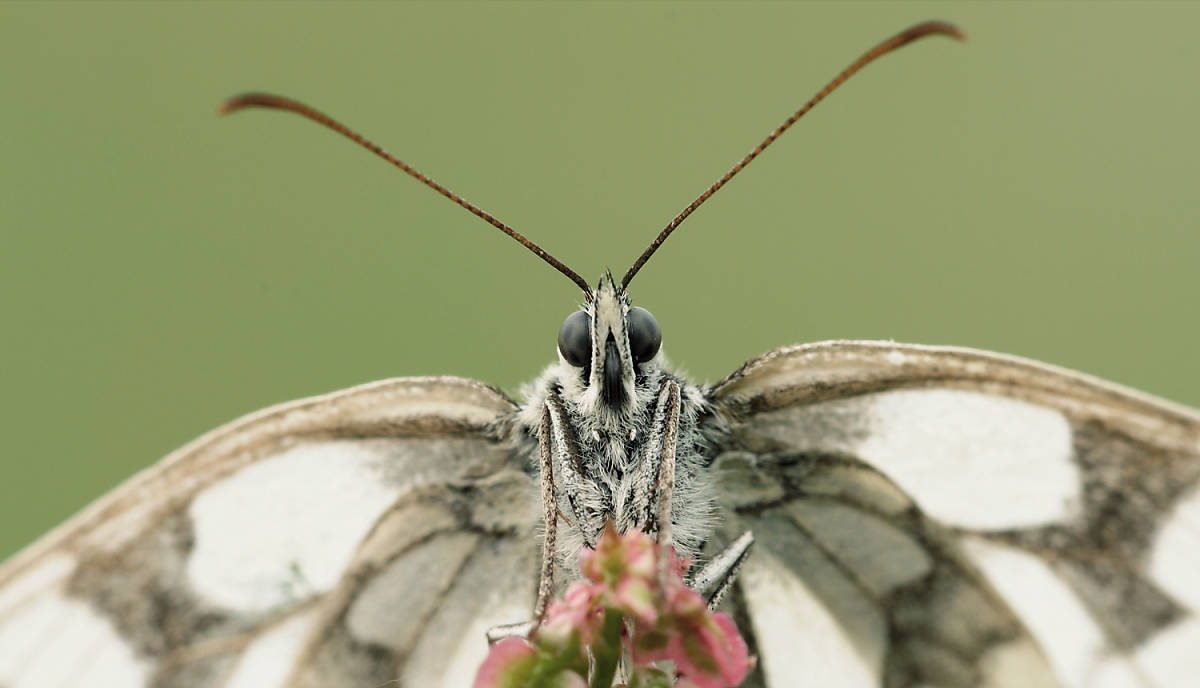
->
<box><xmin>219</xmin><ymin>93</ymin><xmax>593</xmax><ymax>295</ymax></box>
<box><xmin>620</xmin><ymin>21</ymin><xmax>965</xmax><ymax>289</ymax></box>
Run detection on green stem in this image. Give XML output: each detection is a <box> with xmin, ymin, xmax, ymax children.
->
<box><xmin>589</xmin><ymin>610</ymin><xmax>624</xmax><ymax>688</ymax></box>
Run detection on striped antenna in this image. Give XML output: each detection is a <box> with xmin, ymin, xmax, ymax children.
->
<box><xmin>620</xmin><ymin>21</ymin><xmax>965</xmax><ymax>289</ymax></box>
<box><xmin>219</xmin><ymin>93</ymin><xmax>593</xmax><ymax>296</ymax></box>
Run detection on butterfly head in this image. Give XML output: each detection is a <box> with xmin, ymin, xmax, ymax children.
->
<box><xmin>556</xmin><ymin>271</ymin><xmax>662</xmax><ymax>416</ymax></box>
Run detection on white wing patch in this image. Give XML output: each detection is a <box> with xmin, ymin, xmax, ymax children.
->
<box><xmin>1149</xmin><ymin>486</ymin><xmax>1200</xmax><ymax>613</ymax></box>
<box><xmin>187</xmin><ymin>441</ymin><xmax>404</xmax><ymax>613</ymax></box>
<box><xmin>225</xmin><ymin>607</ymin><xmax>320</xmax><ymax>688</ymax></box>
<box><xmin>751</xmin><ymin>388</ymin><xmax>1079</xmax><ymax>530</ymax></box>
<box><xmin>1132</xmin><ymin>618</ymin><xmax>1200</xmax><ymax>688</ymax></box>
<box><xmin>740</xmin><ymin>547</ymin><xmax>883</xmax><ymax>688</ymax></box>
<box><xmin>0</xmin><ymin>593</ymin><xmax>149</xmax><ymax>688</ymax></box>
<box><xmin>962</xmin><ymin>537</ymin><xmax>1138</xmax><ymax>688</ymax></box>
<box><xmin>963</xmin><ymin>536</ymin><xmax>1200</xmax><ymax>688</ymax></box>
<box><xmin>0</xmin><ymin>552</ymin><xmax>73</xmax><ymax>620</ymax></box>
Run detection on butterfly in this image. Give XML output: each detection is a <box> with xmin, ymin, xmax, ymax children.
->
<box><xmin>2</xmin><ymin>19</ymin><xmax>1197</xmax><ymax>688</ymax></box>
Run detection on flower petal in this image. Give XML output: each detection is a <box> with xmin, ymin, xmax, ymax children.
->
<box><xmin>709</xmin><ymin>613</ymin><xmax>751</xmax><ymax>684</ymax></box>
<box><xmin>669</xmin><ymin>612</ymin><xmax>751</xmax><ymax>688</ymax></box>
<box><xmin>472</xmin><ymin>637</ymin><xmax>537</xmax><ymax>688</ymax></box>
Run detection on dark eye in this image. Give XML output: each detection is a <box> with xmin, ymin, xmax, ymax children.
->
<box><xmin>627</xmin><ymin>306</ymin><xmax>661</xmax><ymax>364</ymax></box>
<box><xmin>557</xmin><ymin>310</ymin><xmax>591</xmax><ymax>367</ymax></box>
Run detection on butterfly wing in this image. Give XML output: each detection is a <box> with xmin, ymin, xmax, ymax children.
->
<box><xmin>708</xmin><ymin>341</ymin><xmax>1200</xmax><ymax>688</ymax></box>
<box><xmin>0</xmin><ymin>377</ymin><xmax>539</xmax><ymax>688</ymax></box>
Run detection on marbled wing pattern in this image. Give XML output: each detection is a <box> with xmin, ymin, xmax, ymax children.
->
<box><xmin>706</xmin><ymin>341</ymin><xmax>1200</xmax><ymax>688</ymax></box>
<box><xmin>1</xmin><ymin>342</ymin><xmax>1198</xmax><ymax>687</ymax></box>
<box><xmin>0</xmin><ymin>378</ymin><xmax>540</xmax><ymax>688</ymax></box>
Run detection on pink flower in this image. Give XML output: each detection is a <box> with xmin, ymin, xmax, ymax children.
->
<box><xmin>580</xmin><ymin>526</ymin><xmax>663</xmax><ymax>624</ymax></box>
<box><xmin>581</xmin><ymin>524</ymin><xmax>657</xmax><ymax>587</ymax></box>
<box><xmin>473</xmin><ymin>526</ymin><xmax>752</xmax><ymax>687</ymax></box>
<box><xmin>472</xmin><ymin>637</ymin><xmax>537</xmax><ymax>688</ymax></box>
<box><xmin>632</xmin><ymin>559</ymin><xmax>750</xmax><ymax>688</ymax></box>
<box><xmin>473</xmin><ymin>635</ymin><xmax>590</xmax><ymax>688</ymax></box>
<box><xmin>613</xmin><ymin>575</ymin><xmax>658</xmax><ymax>624</ymax></box>
<box><xmin>539</xmin><ymin>581</ymin><xmax>603</xmax><ymax>647</ymax></box>
<box><xmin>669</xmin><ymin>613</ymin><xmax>750</xmax><ymax>688</ymax></box>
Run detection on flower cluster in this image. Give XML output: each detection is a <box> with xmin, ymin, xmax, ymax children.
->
<box><xmin>474</xmin><ymin>526</ymin><xmax>750</xmax><ymax>688</ymax></box>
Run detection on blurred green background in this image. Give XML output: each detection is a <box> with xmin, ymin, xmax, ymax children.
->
<box><xmin>2</xmin><ymin>2</ymin><xmax>1198</xmax><ymax>561</ymax></box>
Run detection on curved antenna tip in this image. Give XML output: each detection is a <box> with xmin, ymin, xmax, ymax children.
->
<box><xmin>216</xmin><ymin>94</ymin><xmax>248</xmax><ymax>116</ymax></box>
<box><xmin>217</xmin><ymin>92</ymin><xmax>282</xmax><ymax>117</ymax></box>
<box><xmin>916</xmin><ymin>20</ymin><xmax>967</xmax><ymax>42</ymax></box>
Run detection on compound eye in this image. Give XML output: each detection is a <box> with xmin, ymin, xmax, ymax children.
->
<box><xmin>557</xmin><ymin>310</ymin><xmax>591</xmax><ymax>367</ymax></box>
<box><xmin>627</xmin><ymin>306</ymin><xmax>662</xmax><ymax>364</ymax></box>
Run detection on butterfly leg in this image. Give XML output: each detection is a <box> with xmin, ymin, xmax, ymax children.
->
<box><xmin>531</xmin><ymin>401</ymin><xmax>559</xmax><ymax>625</ymax></box>
<box><xmin>649</xmin><ymin>381</ymin><xmax>753</xmax><ymax>608</ymax></box>
<box><xmin>687</xmin><ymin>531</ymin><xmax>754</xmax><ymax>610</ymax></box>
<box><xmin>485</xmin><ymin>398</ymin><xmax>570</xmax><ymax>644</ymax></box>
<box><xmin>652</xmin><ymin>380</ymin><xmax>681</xmax><ymax>580</ymax></box>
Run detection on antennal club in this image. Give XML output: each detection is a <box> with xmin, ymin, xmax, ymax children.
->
<box><xmin>219</xmin><ymin>93</ymin><xmax>593</xmax><ymax>296</ymax></box>
<box><xmin>620</xmin><ymin>20</ymin><xmax>965</xmax><ymax>289</ymax></box>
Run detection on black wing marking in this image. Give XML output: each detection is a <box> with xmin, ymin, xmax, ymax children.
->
<box><xmin>707</xmin><ymin>341</ymin><xmax>1200</xmax><ymax>688</ymax></box>
<box><xmin>0</xmin><ymin>377</ymin><xmax>539</xmax><ymax>687</ymax></box>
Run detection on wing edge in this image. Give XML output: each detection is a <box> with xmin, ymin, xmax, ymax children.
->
<box><xmin>0</xmin><ymin>376</ymin><xmax>518</xmax><ymax>588</ymax></box>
